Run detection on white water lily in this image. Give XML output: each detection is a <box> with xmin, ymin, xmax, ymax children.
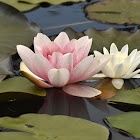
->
<box><xmin>92</xmin><ymin>43</ymin><xmax>140</xmax><ymax>89</ymax></box>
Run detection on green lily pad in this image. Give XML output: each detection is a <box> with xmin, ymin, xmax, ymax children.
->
<box><xmin>107</xmin><ymin>87</ymin><xmax>140</xmax><ymax>105</ymax></box>
<box><xmin>85</xmin><ymin>0</ymin><xmax>140</xmax><ymax>24</ymax></box>
<box><xmin>0</xmin><ymin>114</ymin><xmax>109</xmax><ymax>140</ymax></box>
<box><xmin>106</xmin><ymin>112</ymin><xmax>140</xmax><ymax>138</ymax></box>
<box><xmin>0</xmin><ymin>0</ymin><xmax>85</xmax><ymax>12</ymax></box>
<box><xmin>0</xmin><ymin>77</ymin><xmax>46</xmax><ymax>96</ymax></box>
<box><xmin>0</xmin><ymin>2</ymin><xmax>40</xmax><ymax>55</ymax></box>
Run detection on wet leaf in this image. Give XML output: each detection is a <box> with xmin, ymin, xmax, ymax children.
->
<box><xmin>106</xmin><ymin>112</ymin><xmax>140</xmax><ymax>138</ymax></box>
<box><xmin>85</xmin><ymin>0</ymin><xmax>140</xmax><ymax>24</ymax></box>
<box><xmin>0</xmin><ymin>0</ymin><xmax>85</xmax><ymax>12</ymax></box>
<box><xmin>0</xmin><ymin>2</ymin><xmax>40</xmax><ymax>55</ymax></box>
<box><xmin>84</xmin><ymin>28</ymin><xmax>140</xmax><ymax>53</ymax></box>
<box><xmin>0</xmin><ymin>114</ymin><xmax>109</xmax><ymax>140</ymax></box>
<box><xmin>108</xmin><ymin>87</ymin><xmax>140</xmax><ymax>105</ymax></box>
<box><xmin>0</xmin><ymin>77</ymin><xmax>46</xmax><ymax>96</ymax></box>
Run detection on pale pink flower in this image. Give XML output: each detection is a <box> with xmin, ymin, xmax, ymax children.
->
<box><xmin>17</xmin><ymin>32</ymin><xmax>109</xmax><ymax>98</ymax></box>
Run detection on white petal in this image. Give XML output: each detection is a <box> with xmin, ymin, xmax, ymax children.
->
<box><xmin>120</xmin><ymin>44</ymin><xmax>128</xmax><ymax>56</ymax></box>
<box><xmin>63</xmin><ymin>84</ymin><xmax>101</xmax><ymax>98</ymax></box>
<box><xmin>112</xmin><ymin>79</ymin><xmax>124</xmax><ymax>89</ymax></box>
<box><xmin>123</xmin><ymin>69</ymin><xmax>140</xmax><ymax>79</ymax></box>
<box><xmin>91</xmin><ymin>73</ymin><xmax>107</xmax><ymax>80</ymax></box>
<box><xmin>126</xmin><ymin>57</ymin><xmax>140</xmax><ymax>74</ymax></box>
<box><xmin>114</xmin><ymin>63</ymin><xmax>125</xmax><ymax>78</ymax></box>
<box><xmin>103</xmin><ymin>47</ymin><xmax>109</xmax><ymax>55</ymax></box>
<box><xmin>102</xmin><ymin>63</ymin><xmax>115</xmax><ymax>78</ymax></box>
<box><xmin>54</xmin><ymin>32</ymin><xmax>69</xmax><ymax>49</ymax></box>
<box><xmin>48</xmin><ymin>68</ymin><xmax>70</xmax><ymax>87</ymax></box>
<box><xmin>132</xmin><ymin>74</ymin><xmax>140</xmax><ymax>78</ymax></box>
<box><xmin>94</xmin><ymin>50</ymin><xmax>103</xmax><ymax>56</ymax></box>
<box><xmin>110</xmin><ymin>43</ymin><xmax>118</xmax><ymax>55</ymax></box>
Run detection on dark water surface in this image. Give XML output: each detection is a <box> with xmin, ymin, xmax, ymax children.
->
<box><xmin>1</xmin><ymin>0</ymin><xmax>140</xmax><ymax>140</ymax></box>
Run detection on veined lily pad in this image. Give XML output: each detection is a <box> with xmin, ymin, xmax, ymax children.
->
<box><xmin>85</xmin><ymin>0</ymin><xmax>140</xmax><ymax>24</ymax></box>
<box><xmin>106</xmin><ymin>112</ymin><xmax>140</xmax><ymax>138</ymax></box>
<box><xmin>0</xmin><ymin>77</ymin><xmax>46</xmax><ymax>96</ymax></box>
<box><xmin>0</xmin><ymin>0</ymin><xmax>85</xmax><ymax>12</ymax></box>
<box><xmin>107</xmin><ymin>87</ymin><xmax>140</xmax><ymax>105</ymax></box>
<box><xmin>0</xmin><ymin>114</ymin><xmax>109</xmax><ymax>140</ymax></box>
<box><xmin>0</xmin><ymin>2</ymin><xmax>40</xmax><ymax>55</ymax></box>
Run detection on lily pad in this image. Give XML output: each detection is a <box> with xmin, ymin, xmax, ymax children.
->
<box><xmin>0</xmin><ymin>114</ymin><xmax>109</xmax><ymax>140</ymax></box>
<box><xmin>0</xmin><ymin>0</ymin><xmax>85</xmax><ymax>12</ymax></box>
<box><xmin>85</xmin><ymin>0</ymin><xmax>140</xmax><ymax>24</ymax></box>
<box><xmin>84</xmin><ymin>28</ymin><xmax>140</xmax><ymax>53</ymax></box>
<box><xmin>0</xmin><ymin>77</ymin><xmax>46</xmax><ymax>96</ymax></box>
<box><xmin>107</xmin><ymin>87</ymin><xmax>140</xmax><ymax>105</ymax></box>
<box><xmin>106</xmin><ymin>112</ymin><xmax>140</xmax><ymax>138</ymax></box>
<box><xmin>0</xmin><ymin>2</ymin><xmax>40</xmax><ymax>55</ymax></box>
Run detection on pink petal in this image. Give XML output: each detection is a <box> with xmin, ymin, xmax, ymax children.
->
<box><xmin>49</xmin><ymin>52</ymin><xmax>63</xmax><ymax>69</ymax></box>
<box><xmin>54</xmin><ymin>32</ymin><xmax>70</xmax><ymax>49</ymax></box>
<box><xmin>33</xmin><ymin>54</ymin><xmax>54</xmax><ymax>81</ymax></box>
<box><xmin>20</xmin><ymin>62</ymin><xmax>53</xmax><ymax>88</ymax></box>
<box><xmin>77</xmin><ymin>36</ymin><xmax>89</xmax><ymax>49</ymax></box>
<box><xmin>62</xmin><ymin>84</ymin><xmax>101</xmax><ymax>98</ymax></box>
<box><xmin>61</xmin><ymin>53</ymin><xmax>73</xmax><ymax>72</ymax></box>
<box><xmin>77</xmin><ymin>55</ymin><xmax>109</xmax><ymax>81</ymax></box>
<box><xmin>17</xmin><ymin>45</ymin><xmax>35</xmax><ymax>72</ymax></box>
<box><xmin>34</xmin><ymin>33</ymin><xmax>51</xmax><ymax>54</ymax></box>
<box><xmin>63</xmin><ymin>39</ymin><xmax>77</xmax><ymax>53</ymax></box>
<box><xmin>69</xmin><ymin>55</ymin><xmax>94</xmax><ymax>83</ymax></box>
<box><xmin>48</xmin><ymin>68</ymin><xmax>70</xmax><ymax>87</ymax></box>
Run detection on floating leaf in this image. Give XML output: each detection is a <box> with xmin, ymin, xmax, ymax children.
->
<box><xmin>108</xmin><ymin>87</ymin><xmax>140</xmax><ymax>105</ymax></box>
<box><xmin>0</xmin><ymin>77</ymin><xmax>46</xmax><ymax>96</ymax></box>
<box><xmin>0</xmin><ymin>2</ymin><xmax>40</xmax><ymax>55</ymax></box>
<box><xmin>106</xmin><ymin>112</ymin><xmax>140</xmax><ymax>138</ymax></box>
<box><xmin>0</xmin><ymin>0</ymin><xmax>85</xmax><ymax>12</ymax></box>
<box><xmin>85</xmin><ymin>0</ymin><xmax>140</xmax><ymax>24</ymax></box>
<box><xmin>0</xmin><ymin>114</ymin><xmax>109</xmax><ymax>140</ymax></box>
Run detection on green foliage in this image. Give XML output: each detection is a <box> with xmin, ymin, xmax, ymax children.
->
<box><xmin>0</xmin><ymin>114</ymin><xmax>109</xmax><ymax>140</ymax></box>
<box><xmin>106</xmin><ymin>112</ymin><xmax>140</xmax><ymax>138</ymax></box>
<box><xmin>0</xmin><ymin>77</ymin><xmax>46</xmax><ymax>96</ymax></box>
<box><xmin>0</xmin><ymin>0</ymin><xmax>85</xmax><ymax>12</ymax></box>
<box><xmin>108</xmin><ymin>87</ymin><xmax>140</xmax><ymax>105</ymax></box>
<box><xmin>85</xmin><ymin>0</ymin><xmax>140</xmax><ymax>24</ymax></box>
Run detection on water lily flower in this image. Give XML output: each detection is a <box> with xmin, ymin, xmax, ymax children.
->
<box><xmin>17</xmin><ymin>32</ymin><xmax>109</xmax><ymax>98</ymax></box>
<box><xmin>92</xmin><ymin>43</ymin><xmax>140</xmax><ymax>89</ymax></box>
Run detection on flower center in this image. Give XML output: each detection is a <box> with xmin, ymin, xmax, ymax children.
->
<box><xmin>116</xmin><ymin>52</ymin><xmax>127</xmax><ymax>62</ymax></box>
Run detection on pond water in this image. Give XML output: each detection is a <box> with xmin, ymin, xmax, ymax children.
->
<box><xmin>0</xmin><ymin>0</ymin><xmax>140</xmax><ymax>140</ymax></box>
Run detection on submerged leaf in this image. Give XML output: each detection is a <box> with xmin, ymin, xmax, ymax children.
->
<box><xmin>106</xmin><ymin>112</ymin><xmax>140</xmax><ymax>138</ymax></box>
<box><xmin>0</xmin><ymin>0</ymin><xmax>85</xmax><ymax>12</ymax></box>
<box><xmin>0</xmin><ymin>114</ymin><xmax>109</xmax><ymax>140</ymax></box>
<box><xmin>85</xmin><ymin>0</ymin><xmax>140</xmax><ymax>24</ymax></box>
<box><xmin>0</xmin><ymin>2</ymin><xmax>40</xmax><ymax>55</ymax></box>
<box><xmin>108</xmin><ymin>87</ymin><xmax>140</xmax><ymax>105</ymax></box>
<box><xmin>0</xmin><ymin>77</ymin><xmax>46</xmax><ymax>96</ymax></box>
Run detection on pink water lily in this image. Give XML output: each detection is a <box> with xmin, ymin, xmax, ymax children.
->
<box><xmin>17</xmin><ymin>32</ymin><xmax>109</xmax><ymax>98</ymax></box>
